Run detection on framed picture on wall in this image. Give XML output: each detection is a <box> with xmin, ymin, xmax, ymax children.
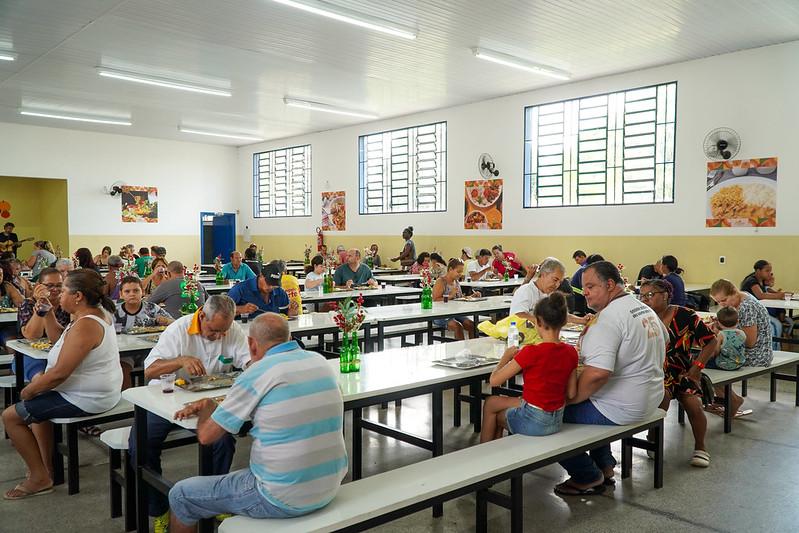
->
<box><xmin>121</xmin><ymin>186</ymin><xmax>159</xmax><ymax>223</ymax></box>
<box><xmin>706</xmin><ymin>157</ymin><xmax>777</xmax><ymax>227</ymax></box>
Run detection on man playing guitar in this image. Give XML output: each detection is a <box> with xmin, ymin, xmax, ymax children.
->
<box><xmin>0</xmin><ymin>222</ymin><xmax>32</xmax><ymax>257</ymax></box>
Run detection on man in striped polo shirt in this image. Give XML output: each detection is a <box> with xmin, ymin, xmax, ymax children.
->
<box><xmin>168</xmin><ymin>313</ymin><xmax>347</xmax><ymax>531</ymax></box>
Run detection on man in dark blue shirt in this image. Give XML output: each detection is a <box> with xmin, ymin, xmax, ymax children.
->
<box><xmin>227</xmin><ymin>265</ymin><xmax>298</xmax><ymax>317</ymax></box>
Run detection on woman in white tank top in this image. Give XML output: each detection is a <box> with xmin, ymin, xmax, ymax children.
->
<box><xmin>2</xmin><ymin>270</ymin><xmax>122</xmax><ymax>500</ymax></box>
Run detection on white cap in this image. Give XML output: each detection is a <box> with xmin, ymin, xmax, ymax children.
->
<box><xmin>462</xmin><ymin>247</ymin><xmax>473</xmax><ymax>259</ymax></box>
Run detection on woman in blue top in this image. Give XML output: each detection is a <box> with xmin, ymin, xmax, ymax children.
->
<box><xmin>659</xmin><ymin>255</ymin><xmax>687</xmax><ymax>306</ymax></box>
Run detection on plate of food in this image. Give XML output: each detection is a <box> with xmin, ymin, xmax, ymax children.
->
<box><xmin>140</xmin><ymin>334</ymin><xmax>161</xmax><ymax>343</ymax></box>
<box><xmin>707</xmin><ymin>176</ymin><xmax>776</xmax><ymax>223</ymax></box>
<box><xmin>126</xmin><ymin>325</ymin><xmax>168</xmax><ymax>335</ymax></box>
<box><xmin>19</xmin><ymin>338</ymin><xmax>53</xmax><ymax>351</ymax></box>
<box><xmin>176</xmin><ymin>371</ymin><xmax>241</xmax><ymax>392</ymax></box>
<box><xmin>0</xmin><ymin>307</ymin><xmax>17</xmax><ymax>313</ymax></box>
<box><xmin>453</xmin><ymin>296</ymin><xmax>487</xmax><ymax>302</ymax></box>
<box><xmin>464</xmin><ymin>210</ymin><xmax>488</xmax><ymax>229</ymax></box>
<box><xmin>466</xmin><ymin>180</ymin><xmax>503</xmax><ymax>208</ymax></box>
<box><xmin>562</xmin><ymin>324</ymin><xmax>585</xmax><ymax>332</ymax></box>
<box><xmin>433</xmin><ymin>354</ymin><xmax>500</xmax><ymax>369</ymax></box>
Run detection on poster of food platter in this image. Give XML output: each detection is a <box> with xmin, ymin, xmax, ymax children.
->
<box><xmin>121</xmin><ymin>186</ymin><xmax>158</xmax><ymax>223</ymax></box>
<box><xmin>706</xmin><ymin>157</ymin><xmax>777</xmax><ymax>228</ymax></box>
<box><xmin>464</xmin><ymin>179</ymin><xmax>503</xmax><ymax>230</ymax></box>
<box><xmin>321</xmin><ymin>191</ymin><xmax>346</xmax><ymax>231</ymax></box>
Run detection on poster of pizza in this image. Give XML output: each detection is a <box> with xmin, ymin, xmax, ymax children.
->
<box><xmin>705</xmin><ymin>157</ymin><xmax>777</xmax><ymax>228</ymax></box>
<box><xmin>321</xmin><ymin>191</ymin><xmax>346</xmax><ymax>231</ymax></box>
<box><xmin>464</xmin><ymin>179</ymin><xmax>503</xmax><ymax>230</ymax></box>
<box><xmin>121</xmin><ymin>186</ymin><xmax>159</xmax><ymax>223</ymax></box>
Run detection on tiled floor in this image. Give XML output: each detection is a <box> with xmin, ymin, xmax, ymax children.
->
<box><xmin>1</xmin><ymin>368</ymin><xmax>798</xmax><ymax>532</ymax></box>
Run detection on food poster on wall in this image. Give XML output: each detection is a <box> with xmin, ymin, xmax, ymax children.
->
<box><xmin>321</xmin><ymin>191</ymin><xmax>346</xmax><ymax>231</ymax></box>
<box><xmin>706</xmin><ymin>157</ymin><xmax>777</xmax><ymax>227</ymax></box>
<box><xmin>121</xmin><ymin>186</ymin><xmax>159</xmax><ymax>223</ymax></box>
<box><xmin>464</xmin><ymin>179</ymin><xmax>503</xmax><ymax>230</ymax></box>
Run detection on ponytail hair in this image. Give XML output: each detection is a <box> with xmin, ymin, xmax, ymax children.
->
<box><xmin>65</xmin><ymin>269</ymin><xmax>116</xmax><ymax>314</ymax></box>
<box><xmin>533</xmin><ymin>291</ymin><xmax>568</xmax><ymax>329</ymax></box>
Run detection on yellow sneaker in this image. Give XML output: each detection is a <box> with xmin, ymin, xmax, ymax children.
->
<box><xmin>216</xmin><ymin>514</ymin><xmax>234</xmax><ymax>522</ymax></box>
<box><xmin>154</xmin><ymin>511</ymin><xmax>170</xmax><ymax>533</ymax></box>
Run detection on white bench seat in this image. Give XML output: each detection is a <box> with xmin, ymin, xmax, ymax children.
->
<box><xmin>220</xmin><ymin>411</ymin><xmax>665</xmax><ymax>533</ymax></box>
<box><xmin>700</xmin><ymin>349</ymin><xmax>799</xmax><ymax>433</ymax></box>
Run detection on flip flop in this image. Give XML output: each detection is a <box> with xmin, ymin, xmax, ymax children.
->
<box><xmin>709</xmin><ymin>408</ymin><xmax>753</xmax><ymax>419</ymax></box>
<box><xmin>554</xmin><ymin>478</ymin><xmax>606</xmax><ymax>496</ymax></box>
<box><xmin>79</xmin><ymin>425</ymin><xmax>102</xmax><ymax>437</ymax></box>
<box><xmin>690</xmin><ymin>450</ymin><xmax>710</xmax><ymax>468</ymax></box>
<box><xmin>4</xmin><ymin>483</ymin><xmax>54</xmax><ymax>500</ymax></box>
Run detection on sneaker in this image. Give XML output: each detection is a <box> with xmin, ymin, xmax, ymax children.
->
<box><xmin>216</xmin><ymin>514</ymin><xmax>234</xmax><ymax>522</ymax></box>
<box><xmin>154</xmin><ymin>511</ymin><xmax>170</xmax><ymax>533</ymax></box>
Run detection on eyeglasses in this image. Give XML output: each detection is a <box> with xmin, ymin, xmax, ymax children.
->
<box><xmin>640</xmin><ymin>290</ymin><xmax>666</xmax><ymax>300</ymax></box>
<box><xmin>43</xmin><ymin>283</ymin><xmax>63</xmax><ymax>290</ymax></box>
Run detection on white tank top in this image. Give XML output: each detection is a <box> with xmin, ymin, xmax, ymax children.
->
<box><xmin>46</xmin><ymin>311</ymin><xmax>123</xmax><ymax>413</ymax></box>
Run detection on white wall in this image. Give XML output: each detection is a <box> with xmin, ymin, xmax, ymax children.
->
<box><xmin>238</xmin><ymin>40</ymin><xmax>799</xmax><ymax>237</ymax></box>
<box><xmin>0</xmin><ymin>122</ymin><xmax>238</xmax><ymax>236</ymax></box>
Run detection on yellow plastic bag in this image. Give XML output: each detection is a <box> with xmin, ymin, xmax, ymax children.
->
<box><xmin>478</xmin><ymin>314</ymin><xmax>542</xmax><ymax>345</ymax></box>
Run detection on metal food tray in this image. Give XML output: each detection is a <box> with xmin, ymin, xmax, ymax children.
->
<box><xmin>453</xmin><ymin>297</ymin><xmax>487</xmax><ymax>302</ymax></box>
<box><xmin>433</xmin><ymin>355</ymin><xmax>500</xmax><ymax>369</ymax></box>
<box><xmin>126</xmin><ymin>326</ymin><xmax>167</xmax><ymax>335</ymax></box>
<box><xmin>177</xmin><ymin>371</ymin><xmax>241</xmax><ymax>392</ymax></box>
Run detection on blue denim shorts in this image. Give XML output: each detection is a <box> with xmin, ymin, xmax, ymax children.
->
<box><xmin>169</xmin><ymin>468</ymin><xmax>305</xmax><ymax>526</ymax></box>
<box><xmin>433</xmin><ymin>315</ymin><xmax>470</xmax><ymax>328</ymax></box>
<box><xmin>15</xmin><ymin>391</ymin><xmax>90</xmax><ymax>424</ymax></box>
<box><xmin>505</xmin><ymin>400</ymin><xmax>564</xmax><ymax>436</ymax></box>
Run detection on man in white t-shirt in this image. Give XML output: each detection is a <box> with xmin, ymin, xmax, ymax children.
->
<box><xmin>509</xmin><ymin>258</ymin><xmax>590</xmax><ymax>325</ymax></box>
<box><xmin>555</xmin><ymin>261</ymin><xmax>666</xmax><ymax>497</ymax></box>
<box><xmin>130</xmin><ymin>295</ymin><xmax>251</xmax><ymax>526</ymax></box>
<box><xmin>466</xmin><ymin>248</ymin><xmax>494</xmax><ymax>281</ymax></box>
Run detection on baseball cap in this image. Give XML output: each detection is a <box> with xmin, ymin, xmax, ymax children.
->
<box><xmin>462</xmin><ymin>247</ymin><xmax>473</xmax><ymax>259</ymax></box>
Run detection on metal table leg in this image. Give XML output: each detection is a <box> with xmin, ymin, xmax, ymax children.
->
<box><xmin>133</xmin><ymin>406</ymin><xmax>149</xmax><ymax>533</ymax></box>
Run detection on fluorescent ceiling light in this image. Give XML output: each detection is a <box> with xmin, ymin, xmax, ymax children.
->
<box><xmin>284</xmin><ymin>97</ymin><xmax>377</xmax><ymax>119</ymax></box>
<box><xmin>0</xmin><ymin>52</ymin><xmax>17</xmax><ymax>61</ymax></box>
<box><xmin>97</xmin><ymin>67</ymin><xmax>231</xmax><ymax>97</ymax></box>
<box><xmin>271</xmin><ymin>0</ymin><xmax>416</xmax><ymax>40</ymax></box>
<box><xmin>20</xmin><ymin>109</ymin><xmax>131</xmax><ymax>126</ymax></box>
<box><xmin>179</xmin><ymin>127</ymin><xmax>264</xmax><ymax>142</ymax></box>
<box><xmin>472</xmin><ymin>48</ymin><xmax>571</xmax><ymax>80</ymax></box>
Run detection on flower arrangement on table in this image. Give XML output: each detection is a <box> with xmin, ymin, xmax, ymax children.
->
<box><xmin>180</xmin><ymin>264</ymin><xmax>202</xmax><ymax>315</ymax></box>
<box><xmin>617</xmin><ymin>263</ymin><xmax>630</xmax><ymax>290</ymax></box>
<box><xmin>331</xmin><ymin>294</ymin><xmax>365</xmax><ymax>373</ymax></box>
<box><xmin>115</xmin><ymin>258</ymin><xmax>138</xmax><ymax>283</ymax></box>
<box><xmin>420</xmin><ymin>268</ymin><xmax>434</xmax><ymax>309</ymax></box>
<box><xmin>362</xmin><ymin>247</ymin><xmax>375</xmax><ymax>269</ymax></box>
<box><xmin>304</xmin><ymin>244</ymin><xmax>312</xmax><ymax>265</ymax></box>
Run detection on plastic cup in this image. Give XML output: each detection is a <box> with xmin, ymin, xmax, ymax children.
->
<box><xmin>160</xmin><ymin>373</ymin><xmax>176</xmax><ymax>393</ymax></box>
<box><xmin>443</xmin><ymin>294</ymin><xmax>449</xmax><ymax>303</ymax></box>
<box><xmin>241</xmin><ymin>313</ymin><xmax>249</xmax><ymax>324</ymax></box>
<box><xmin>114</xmin><ymin>322</ymin><xmax>123</xmax><ymax>335</ymax></box>
<box><xmin>513</xmin><ymin>274</ymin><xmax>519</xmax><ymax>280</ymax></box>
<box><xmin>381</xmin><ymin>282</ymin><xmax>387</xmax><ymax>290</ymax></box>
<box><xmin>36</xmin><ymin>300</ymin><xmax>52</xmax><ymax>317</ymax></box>
<box><xmin>784</xmin><ymin>293</ymin><xmax>792</xmax><ymax>302</ymax></box>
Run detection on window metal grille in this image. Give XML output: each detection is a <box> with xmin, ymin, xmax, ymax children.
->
<box><xmin>253</xmin><ymin>144</ymin><xmax>312</xmax><ymax>218</ymax></box>
<box><xmin>524</xmin><ymin>82</ymin><xmax>676</xmax><ymax>207</ymax></box>
<box><xmin>359</xmin><ymin>121</ymin><xmax>447</xmax><ymax>214</ymax></box>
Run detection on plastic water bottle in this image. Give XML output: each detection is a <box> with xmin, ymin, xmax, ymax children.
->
<box><xmin>507</xmin><ymin>321</ymin><xmax>520</xmax><ymax>348</ymax></box>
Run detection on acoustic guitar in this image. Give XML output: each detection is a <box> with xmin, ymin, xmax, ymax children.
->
<box><xmin>0</xmin><ymin>236</ymin><xmax>33</xmax><ymax>253</ymax></box>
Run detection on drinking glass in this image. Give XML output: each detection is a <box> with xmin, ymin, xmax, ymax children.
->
<box><xmin>160</xmin><ymin>373</ymin><xmax>176</xmax><ymax>393</ymax></box>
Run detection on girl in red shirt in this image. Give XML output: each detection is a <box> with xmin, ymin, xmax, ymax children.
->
<box><xmin>480</xmin><ymin>292</ymin><xmax>578</xmax><ymax>442</ymax></box>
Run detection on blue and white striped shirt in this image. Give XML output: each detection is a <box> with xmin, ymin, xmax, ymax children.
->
<box><xmin>211</xmin><ymin>341</ymin><xmax>347</xmax><ymax>513</ymax></box>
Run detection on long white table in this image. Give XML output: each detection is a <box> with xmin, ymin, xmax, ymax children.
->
<box><xmin>371</xmin><ymin>267</ymin><xmax>406</xmax><ymax>275</ymax></box>
<box><xmin>685</xmin><ymin>282</ymin><xmax>713</xmax><ymax>293</ymax></box>
<box><xmin>373</xmin><ymin>274</ymin><xmax>421</xmax><ymax>285</ymax></box>
<box><xmin>122</xmin><ymin>336</ymin><xmax>505</xmax><ymax>533</ymax></box>
<box><xmin>0</xmin><ymin>311</ymin><xmax>17</xmax><ymax>323</ymax></box>
<box><xmin>762</xmin><ymin>299</ymin><xmax>799</xmax><ymax>311</ymax></box>
<box><xmin>301</xmin><ymin>284</ymin><xmax>422</xmax><ymax>308</ymax></box>
<box><xmin>461</xmin><ymin>277</ymin><xmax>524</xmax><ymax>294</ymax></box>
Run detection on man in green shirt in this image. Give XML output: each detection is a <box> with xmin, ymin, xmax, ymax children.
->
<box><xmin>135</xmin><ymin>247</ymin><xmax>153</xmax><ymax>277</ymax></box>
<box><xmin>333</xmin><ymin>248</ymin><xmax>377</xmax><ymax>288</ymax></box>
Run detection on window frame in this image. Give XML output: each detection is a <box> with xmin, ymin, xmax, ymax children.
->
<box><xmin>358</xmin><ymin>120</ymin><xmax>448</xmax><ymax>216</ymax></box>
<box><xmin>252</xmin><ymin>143</ymin><xmax>313</xmax><ymax>219</ymax></box>
<box><xmin>522</xmin><ymin>81</ymin><xmax>677</xmax><ymax>209</ymax></box>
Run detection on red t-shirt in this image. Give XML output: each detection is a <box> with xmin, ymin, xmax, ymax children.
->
<box><xmin>514</xmin><ymin>342</ymin><xmax>578</xmax><ymax>412</ymax></box>
<box><xmin>492</xmin><ymin>251</ymin><xmax>522</xmax><ymax>275</ymax></box>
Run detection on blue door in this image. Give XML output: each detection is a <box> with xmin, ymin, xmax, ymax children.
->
<box><xmin>200</xmin><ymin>212</ymin><xmax>236</xmax><ymax>263</ymax></box>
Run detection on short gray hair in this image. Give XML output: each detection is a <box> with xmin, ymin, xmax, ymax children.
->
<box><xmin>107</xmin><ymin>255</ymin><xmax>124</xmax><ymax>267</ymax></box>
<box><xmin>203</xmin><ymin>295</ymin><xmax>236</xmax><ymax>320</ymax></box>
<box><xmin>167</xmin><ymin>260</ymin><xmax>184</xmax><ymax>274</ymax></box>
<box><xmin>249</xmin><ymin>312</ymin><xmax>290</xmax><ymax>346</ymax></box>
<box><xmin>538</xmin><ymin>257</ymin><xmax>566</xmax><ymax>276</ymax></box>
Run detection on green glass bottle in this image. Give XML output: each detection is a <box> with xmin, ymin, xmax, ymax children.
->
<box><xmin>323</xmin><ymin>273</ymin><xmax>334</xmax><ymax>294</ymax></box>
<box><xmin>503</xmin><ymin>270</ymin><xmax>509</xmax><ymax>282</ymax></box>
<box><xmin>215</xmin><ymin>269</ymin><xmax>225</xmax><ymax>285</ymax></box>
<box><xmin>143</xmin><ymin>260</ymin><xmax>153</xmax><ymax>277</ymax></box>
<box><xmin>421</xmin><ymin>287</ymin><xmax>433</xmax><ymax>310</ymax></box>
<box><xmin>349</xmin><ymin>334</ymin><xmax>360</xmax><ymax>373</ymax></box>
<box><xmin>339</xmin><ymin>332</ymin><xmax>351</xmax><ymax>374</ymax></box>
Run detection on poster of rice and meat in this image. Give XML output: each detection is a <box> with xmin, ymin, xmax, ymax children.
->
<box><xmin>464</xmin><ymin>178</ymin><xmax>503</xmax><ymax>230</ymax></box>
<box><xmin>706</xmin><ymin>157</ymin><xmax>777</xmax><ymax>227</ymax></box>
<box><xmin>321</xmin><ymin>191</ymin><xmax>346</xmax><ymax>231</ymax></box>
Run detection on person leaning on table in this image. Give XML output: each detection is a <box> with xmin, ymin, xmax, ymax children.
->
<box><xmin>217</xmin><ymin>250</ymin><xmax>256</xmax><ymax>282</ymax></box>
<box><xmin>167</xmin><ymin>312</ymin><xmax>347</xmax><ymax>532</ymax></box>
<box><xmin>509</xmin><ymin>257</ymin><xmax>591</xmax><ymax>326</ymax></box>
<box><xmin>128</xmin><ymin>295</ymin><xmax>251</xmax><ymax>528</ymax></box>
<box><xmin>333</xmin><ymin>248</ymin><xmax>377</xmax><ymax>289</ymax></box>
<box><xmin>227</xmin><ymin>264</ymin><xmax>298</xmax><ymax>317</ymax></box>
<box><xmin>553</xmin><ymin>261</ymin><xmax>667</xmax><ymax>496</ymax></box>
<box><xmin>3</xmin><ymin>269</ymin><xmax>122</xmax><ymax>500</ymax></box>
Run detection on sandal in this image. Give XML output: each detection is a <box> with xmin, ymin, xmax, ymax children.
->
<box><xmin>554</xmin><ymin>476</ymin><xmax>606</xmax><ymax>496</ymax></box>
<box><xmin>708</xmin><ymin>408</ymin><xmax>753</xmax><ymax>419</ymax></box>
<box><xmin>79</xmin><ymin>425</ymin><xmax>102</xmax><ymax>437</ymax></box>
<box><xmin>4</xmin><ymin>483</ymin><xmax>54</xmax><ymax>500</ymax></box>
<box><xmin>690</xmin><ymin>450</ymin><xmax>710</xmax><ymax>468</ymax></box>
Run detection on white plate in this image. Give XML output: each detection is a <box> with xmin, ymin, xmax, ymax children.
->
<box><xmin>706</xmin><ymin>175</ymin><xmax>776</xmax><ymax>219</ymax></box>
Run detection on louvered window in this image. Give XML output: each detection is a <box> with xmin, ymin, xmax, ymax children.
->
<box><xmin>359</xmin><ymin>122</ymin><xmax>447</xmax><ymax>214</ymax></box>
<box><xmin>253</xmin><ymin>145</ymin><xmax>312</xmax><ymax>218</ymax></box>
<box><xmin>524</xmin><ymin>82</ymin><xmax>676</xmax><ymax>207</ymax></box>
